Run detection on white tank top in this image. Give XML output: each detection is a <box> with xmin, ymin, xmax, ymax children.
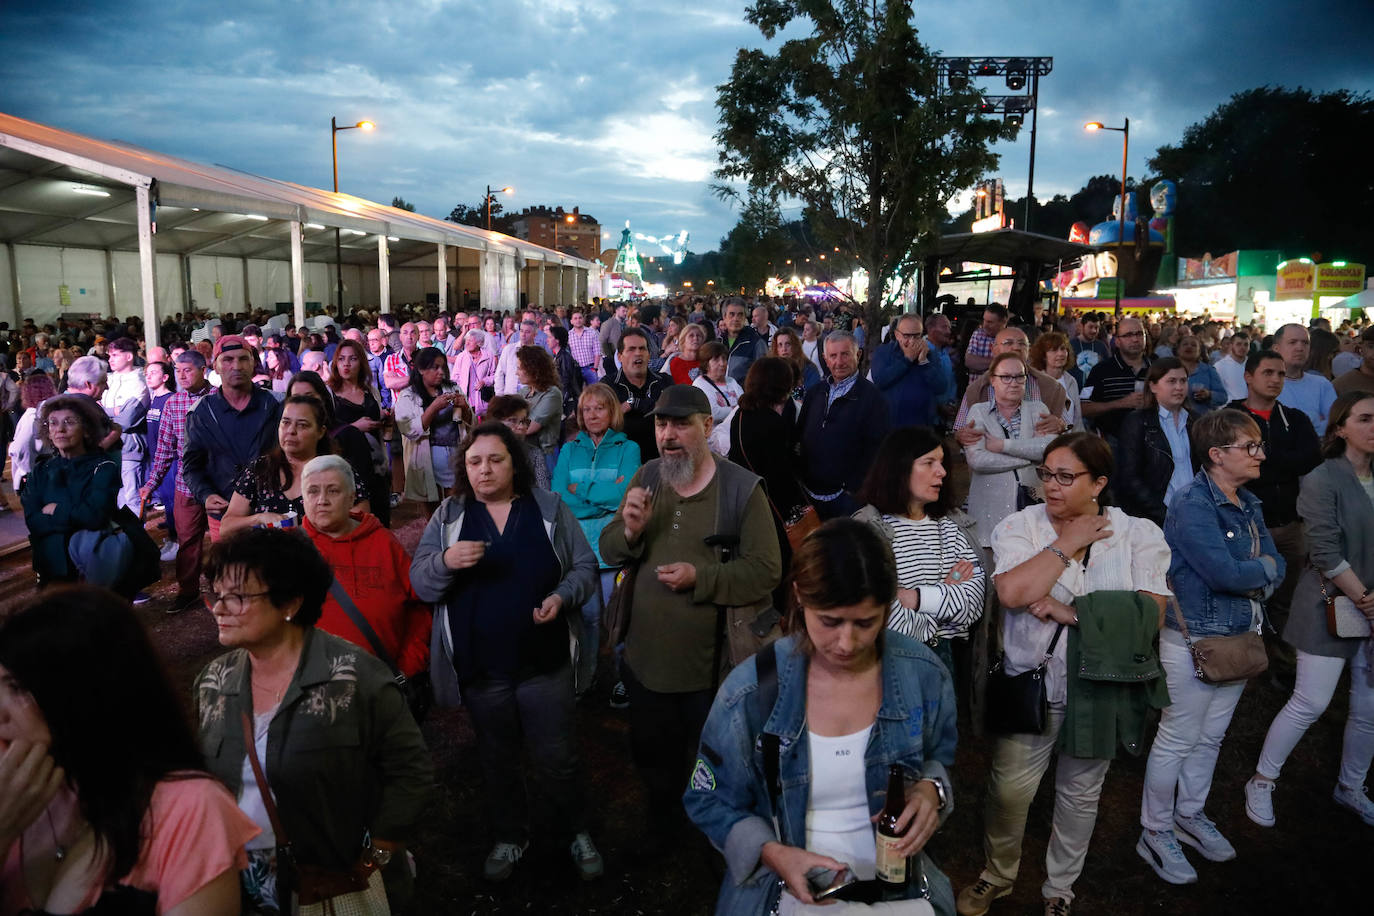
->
<box><xmin>804</xmin><ymin>724</ymin><xmax>876</xmax><ymax>879</ymax></box>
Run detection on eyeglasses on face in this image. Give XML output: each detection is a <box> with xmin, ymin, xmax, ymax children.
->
<box><xmin>1217</xmin><ymin>441</ymin><xmax>1265</xmax><ymax>457</ymax></box>
<box><xmin>1034</xmin><ymin>466</ymin><xmax>1092</xmax><ymax>486</ymax></box>
<box><xmin>896</xmin><ymin>330</ymin><xmax>923</xmax><ymax>341</ymax></box>
<box><xmin>503</xmin><ymin>417</ymin><xmax>532</xmax><ymax>428</ymax></box>
<box><xmin>991</xmin><ymin>373</ymin><xmax>1027</xmax><ymax>383</ymax></box>
<box><xmin>204</xmin><ymin>590</ymin><xmax>272</xmax><ymax>614</ymax></box>
<box><xmin>1117</xmin><ymin>330</ymin><xmax>1145</xmax><ymax>339</ymax></box>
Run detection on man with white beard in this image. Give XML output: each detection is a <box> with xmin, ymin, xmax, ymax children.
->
<box><xmin>600</xmin><ymin>384</ymin><xmax>781</xmax><ymax>851</ymax></box>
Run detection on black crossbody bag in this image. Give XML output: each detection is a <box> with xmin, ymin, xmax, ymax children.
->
<box><xmin>328</xmin><ymin>578</ymin><xmax>432</xmax><ymax>723</ymax></box>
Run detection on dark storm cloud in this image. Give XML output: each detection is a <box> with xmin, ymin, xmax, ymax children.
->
<box><xmin>2</xmin><ymin>1</ymin><xmax>1370</xmax><ymax>248</ymax></box>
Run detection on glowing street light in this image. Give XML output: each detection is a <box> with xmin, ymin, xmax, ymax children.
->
<box><xmin>552</xmin><ymin>211</ymin><xmax>576</xmax><ymax>252</ymax></box>
<box><xmin>485</xmin><ymin>184</ymin><xmax>515</xmax><ymax>230</ymax></box>
<box><xmin>1085</xmin><ymin>117</ymin><xmax>1130</xmax><ymax>317</ymax></box>
<box><xmin>331</xmin><ymin>116</ymin><xmax>375</xmax><ymax>310</ymax></box>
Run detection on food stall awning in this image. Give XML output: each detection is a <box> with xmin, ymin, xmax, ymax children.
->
<box><xmin>933</xmin><ymin>229</ymin><xmax>1098</xmax><ymax>274</ymax></box>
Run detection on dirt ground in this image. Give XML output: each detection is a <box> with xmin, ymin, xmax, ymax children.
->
<box><xmin>0</xmin><ymin>501</ymin><xmax>1363</xmax><ymax>915</ymax></box>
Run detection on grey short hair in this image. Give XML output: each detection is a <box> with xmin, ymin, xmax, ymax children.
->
<box><xmin>300</xmin><ymin>454</ymin><xmax>356</xmax><ymax>495</ymax></box>
<box><xmin>174</xmin><ymin>349</ymin><xmax>207</xmax><ymax>370</ymax></box>
<box><xmin>66</xmin><ymin>355</ymin><xmax>107</xmax><ymax>391</ymax></box>
<box><xmin>824</xmin><ymin>330</ymin><xmax>857</xmax><ymax>349</ymax></box>
<box><xmin>465</xmin><ymin>328</ymin><xmax>487</xmax><ymax>346</ymax></box>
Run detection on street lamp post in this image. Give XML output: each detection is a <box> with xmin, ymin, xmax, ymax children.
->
<box><xmin>1085</xmin><ymin>118</ymin><xmax>1129</xmax><ymax>318</ymax></box>
<box><xmin>552</xmin><ymin>211</ymin><xmax>575</xmax><ymax>253</ymax></box>
<box><xmin>485</xmin><ymin>184</ymin><xmax>515</xmax><ymax>230</ymax></box>
<box><xmin>331</xmin><ymin>117</ymin><xmax>375</xmax><ymax>312</ymax></box>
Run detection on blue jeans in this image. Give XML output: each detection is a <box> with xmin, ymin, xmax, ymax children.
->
<box><xmin>67</xmin><ymin>528</ymin><xmax>131</xmax><ymax>590</ymax></box>
<box><xmin>463</xmin><ymin>663</ymin><xmax>585</xmax><ymax>843</ymax></box>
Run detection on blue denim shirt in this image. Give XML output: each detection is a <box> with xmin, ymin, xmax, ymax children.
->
<box><xmin>683</xmin><ymin>633</ymin><xmax>958</xmax><ymax>916</ymax></box>
<box><xmin>1164</xmin><ymin>470</ymin><xmax>1284</xmax><ymax>638</ymax></box>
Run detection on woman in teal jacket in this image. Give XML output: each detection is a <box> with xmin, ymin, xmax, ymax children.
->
<box><xmin>552</xmin><ymin>382</ymin><xmax>642</xmax><ymax>641</ymax></box>
<box><xmin>21</xmin><ymin>394</ymin><xmax>153</xmax><ymax>597</ymax></box>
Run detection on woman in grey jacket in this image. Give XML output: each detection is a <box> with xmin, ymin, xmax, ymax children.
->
<box><xmin>409</xmin><ymin>420</ymin><xmax>602</xmax><ymax>882</ymax></box>
<box><xmin>1245</xmin><ymin>391</ymin><xmax>1374</xmax><ymax>828</ymax></box>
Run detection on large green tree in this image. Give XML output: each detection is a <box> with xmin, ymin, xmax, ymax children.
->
<box><xmin>714</xmin><ymin>0</ymin><xmax>1012</xmax><ymax>332</ymax></box>
<box><xmin>718</xmin><ymin>192</ymin><xmax>793</xmax><ymax>290</ymax></box>
<box><xmin>1149</xmin><ymin>87</ymin><xmax>1374</xmax><ymax>260</ymax></box>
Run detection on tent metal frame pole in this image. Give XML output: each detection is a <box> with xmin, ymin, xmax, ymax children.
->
<box><xmin>290</xmin><ymin>221</ymin><xmax>306</xmax><ymax>329</ymax></box>
<box><xmin>135</xmin><ymin>185</ymin><xmax>159</xmax><ymax>347</ymax></box>
<box><xmin>4</xmin><ymin>242</ymin><xmax>21</xmax><ymax>327</ymax></box>
<box><xmin>104</xmin><ymin>249</ymin><xmax>117</xmax><ymax>321</ymax></box>
<box><xmin>377</xmin><ymin>235</ymin><xmax>390</xmax><ymax>315</ymax></box>
<box><xmin>437</xmin><ymin>243</ymin><xmax>447</xmax><ymax>314</ymax></box>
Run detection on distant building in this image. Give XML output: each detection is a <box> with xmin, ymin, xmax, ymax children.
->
<box><xmin>511</xmin><ymin>206</ymin><xmax>602</xmax><ymax>261</ymax></box>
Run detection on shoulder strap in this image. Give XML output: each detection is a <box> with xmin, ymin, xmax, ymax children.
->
<box><xmin>240</xmin><ymin>711</ymin><xmax>290</xmax><ymax>845</ymax></box>
<box><xmin>755</xmin><ymin>642</ymin><xmax>783</xmax><ymax>816</ymax></box>
<box><xmin>1042</xmin><ymin>622</ymin><xmax>1066</xmax><ymax>663</ymax></box>
<box><xmin>328</xmin><ymin>577</ymin><xmax>402</xmax><ymax>679</ymax></box>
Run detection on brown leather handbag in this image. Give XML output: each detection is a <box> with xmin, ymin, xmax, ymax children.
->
<box><xmin>1170</xmin><ymin>597</ymin><xmax>1267</xmax><ymax>684</ymax></box>
<box><xmin>240</xmin><ymin>712</ymin><xmax>371</xmax><ymax>909</ymax></box>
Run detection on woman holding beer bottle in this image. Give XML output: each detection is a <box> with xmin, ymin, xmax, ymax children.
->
<box><xmin>684</xmin><ymin>519</ymin><xmax>958</xmax><ymax>915</ymax></box>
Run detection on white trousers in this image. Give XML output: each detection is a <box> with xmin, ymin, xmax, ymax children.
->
<box><xmin>1140</xmin><ymin>631</ymin><xmax>1246</xmax><ymax>831</ymax></box>
<box><xmin>1257</xmin><ymin>644</ymin><xmax>1374</xmax><ymax>790</ymax></box>
<box><xmin>978</xmin><ymin>706</ymin><xmax>1112</xmax><ymax>903</ymax></box>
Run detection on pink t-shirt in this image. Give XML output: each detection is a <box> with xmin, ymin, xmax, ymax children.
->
<box><xmin>2</xmin><ymin>776</ymin><xmax>259</xmax><ymax>915</ymax></box>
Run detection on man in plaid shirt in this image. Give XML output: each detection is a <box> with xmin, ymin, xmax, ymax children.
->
<box><xmin>138</xmin><ymin>349</ymin><xmax>213</xmax><ymax>614</ymax></box>
<box><xmin>963</xmin><ymin>303</ymin><xmax>1008</xmax><ymax>377</ymax></box>
<box><xmin>567</xmin><ymin>307</ymin><xmax>600</xmax><ymax>384</ymax></box>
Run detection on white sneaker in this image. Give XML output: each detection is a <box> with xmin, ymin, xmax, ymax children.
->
<box><xmin>159</xmin><ymin>541</ymin><xmax>179</xmax><ymax>562</ymax></box>
<box><xmin>483</xmin><ymin>840</ymin><xmax>527</xmax><ymax>882</ymax></box>
<box><xmin>570</xmin><ymin>831</ymin><xmax>604</xmax><ymax>880</ymax></box>
<box><xmin>1244</xmin><ymin>776</ymin><xmax>1276</xmax><ymax>827</ymax></box>
<box><xmin>1136</xmin><ymin>829</ymin><xmax>1198</xmax><ymax>885</ymax></box>
<box><xmin>1333</xmin><ymin>783</ymin><xmax>1374</xmax><ymax>826</ymax></box>
<box><xmin>1174</xmin><ymin>812</ymin><xmax>1237</xmax><ymax>862</ymax></box>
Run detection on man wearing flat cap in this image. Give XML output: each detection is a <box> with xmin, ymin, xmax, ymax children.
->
<box><xmin>600</xmin><ymin>384</ymin><xmax>781</xmax><ymax>847</ymax></box>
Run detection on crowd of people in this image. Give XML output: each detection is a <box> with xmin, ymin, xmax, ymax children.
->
<box><xmin>0</xmin><ymin>294</ymin><xmax>1371</xmax><ymax>916</ymax></box>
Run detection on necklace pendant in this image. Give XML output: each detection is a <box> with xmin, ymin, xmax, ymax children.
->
<box><xmin>54</xmin><ymin>844</ymin><xmax>66</xmax><ymax>862</ymax></box>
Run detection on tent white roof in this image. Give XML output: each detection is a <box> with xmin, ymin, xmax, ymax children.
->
<box><xmin>0</xmin><ymin>111</ymin><xmax>591</xmax><ymax>270</ymax></box>
<box><xmin>1336</xmin><ymin>287</ymin><xmax>1374</xmax><ymax>311</ymax></box>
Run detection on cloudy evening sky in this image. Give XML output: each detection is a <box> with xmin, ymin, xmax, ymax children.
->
<box><xmin>2</xmin><ymin>0</ymin><xmax>1371</xmax><ymax>256</ymax></box>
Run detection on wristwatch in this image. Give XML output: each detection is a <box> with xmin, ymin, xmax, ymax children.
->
<box><xmin>368</xmin><ymin>845</ymin><xmax>394</xmax><ymax>869</ymax></box>
<box><xmin>919</xmin><ymin>776</ymin><xmax>948</xmax><ymax>812</ymax></box>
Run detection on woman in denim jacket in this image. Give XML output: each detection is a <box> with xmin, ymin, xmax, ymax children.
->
<box><xmin>684</xmin><ymin>519</ymin><xmax>958</xmax><ymax>916</ymax></box>
<box><xmin>1137</xmin><ymin>409</ymin><xmax>1283</xmax><ymax>885</ymax></box>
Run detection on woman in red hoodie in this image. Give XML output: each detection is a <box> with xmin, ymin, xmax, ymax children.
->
<box><xmin>300</xmin><ymin>454</ymin><xmax>431</xmax><ymax>682</ymax></box>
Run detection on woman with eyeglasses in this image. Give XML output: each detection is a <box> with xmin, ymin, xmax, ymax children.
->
<box><xmin>1134</xmin><ymin>409</ymin><xmax>1282</xmax><ymax>885</ymax></box>
<box><xmin>21</xmin><ymin>395</ymin><xmax>156</xmax><ymax>597</ymax></box>
<box><xmin>962</xmin><ymin>352</ymin><xmax>1058</xmax><ymax>549</ymax></box>
<box><xmin>195</xmin><ymin>527</ymin><xmax>432</xmax><ymax>914</ymax></box>
<box><xmin>1245</xmin><ymin>390</ymin><xmax>1374</xmax><ymax>830</ymax></box>
<box><xmin>515</xmin><ymin>345</ymin><xmax>563</xmax><ymax>489</ymax></box>
<box><xmin>1114</xmin><ymin>358</ymin><xmax>1199</xmax><ymax>529</ymax></box>
<box><xmin>956</xmin><ymin>432</ymin><xmax>1171</xmax><ymax>916</ymax></box>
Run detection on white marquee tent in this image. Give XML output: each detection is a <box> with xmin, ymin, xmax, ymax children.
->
<box><xmin>0</xmin><ymin>112</ymin><xmax>601</xmax><ymax>344</ymax></box>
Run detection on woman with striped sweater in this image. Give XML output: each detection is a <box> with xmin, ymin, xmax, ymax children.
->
<box><xmin>854</xmin><ymin>425</ymin><xmax>987</xmax><ymax>673</ymax></box>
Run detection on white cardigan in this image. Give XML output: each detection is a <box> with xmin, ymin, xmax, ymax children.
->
<box><xmin>964</xmin><ymin>399</ymin><xmax>1056</xmax><ymax>547</ymax></box>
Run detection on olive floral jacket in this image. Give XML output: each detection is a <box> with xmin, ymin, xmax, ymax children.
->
<box><xmin>195</xmin><ymin>628</ymin><xmax>433</xmax><ymax>870</ymax></box>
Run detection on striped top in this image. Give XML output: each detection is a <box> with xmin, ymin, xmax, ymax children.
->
<box><xmin>884</xmin><ymin>514</ymin><xmax>986</xmax><ymax>643</ymax></box>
